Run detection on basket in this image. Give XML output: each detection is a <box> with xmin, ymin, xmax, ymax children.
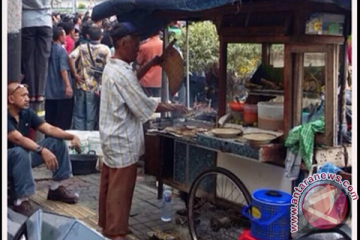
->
<box><xmin>70</xmin><ymin>150</ymin><xmax>99</xmax><ymax>175</ymax></box>
<box><xmin>242</xmin><ymin>189</ymin><xmax>292</xmax><ymax>240</ymax></box>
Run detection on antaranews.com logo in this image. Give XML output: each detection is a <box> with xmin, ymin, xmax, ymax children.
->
<box><xmin>291</xmin><ymin>173</ymin><xmax>358</xmax><ymax>233</ymax></box>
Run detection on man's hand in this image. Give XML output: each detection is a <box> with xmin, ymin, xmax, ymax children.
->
<box><xmin>65</xmin><ymin>85</ymin><xmax>73</xmax><ymax>98</ymax></box>
<box><xmin>172</xmin><ymin>104</ymin><xmax>189</xmax><ymax>114</ymax></box>
<box><xmin>151</xmin><ymin>56</ymin><xmax>164</xmax><ymax>67</ymax></box>
<box><xmin>74</xmin><ymin>74</ymin><xmax>85</xmax><ymax>85</ymax></box>
<box><xmin>70</xmin><ymin>136</ymin><xmax>81</xmax><ymax>153</ymax></box>
<box><xmin>41</xmin><ymin>148</ymin><xmax>59</xmax><ymax>171</ymax></box>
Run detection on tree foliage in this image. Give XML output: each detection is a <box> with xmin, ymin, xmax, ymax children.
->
<box><xmin>176</xmin><ymin>21</ymin><xmax>219</xmax><ymax>75</ymax></box>
<box><xmin>78</xmin><ymin>3</ymin><xmax>86</xmax><ymax>9</ymax></box>
<box><xmin>176</xmin><ymin>21</ymin><xmax>284</xmax><ymax>79</ymax></box>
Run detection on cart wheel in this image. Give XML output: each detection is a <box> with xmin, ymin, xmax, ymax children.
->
<box><xmin>187</xmin><ymin>167</ymin><xmax>252</xmax><ymax>240</ymax></box>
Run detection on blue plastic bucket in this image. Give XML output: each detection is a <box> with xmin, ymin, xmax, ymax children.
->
<box><xmin>242</xmin><ymin>189</ymin><xmax>292</xmax><ymax>240</ymax></box>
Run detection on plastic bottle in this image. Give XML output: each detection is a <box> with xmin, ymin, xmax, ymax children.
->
<box><xmin>161</xmin><ymin>189</ymin><xmax>172</xmax><ymax>222</ymax></box>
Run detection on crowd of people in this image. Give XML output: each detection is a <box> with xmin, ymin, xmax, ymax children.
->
<box><xmin>42</xmin><ymin>11</ymin><xmax>168</xmax><ymax>131</ymax></box>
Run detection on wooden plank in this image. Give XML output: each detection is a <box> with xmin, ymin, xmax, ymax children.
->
<box><xmin>287</xmin><ymin>44</ymin><xmax>328</xmax><ymax>53</ymax></box>
<box><xmin>324</xmin><ymin>45</ymin><xmax>338</xmax><ymax>146</ymax></box>
<box><xmin>220</xmin><ymin>26</ymin><xmax>287</xmax><ymax>36</ymax></box>
<box><xmin>262</xmin><ymin>43</ymin><xmax>271</xmax><ymax>66</ymax></box>
<box><xmin>293</xmin><ymin>53</ymin><xmax>304</xmax><ymax>126</ymax></box>
<box><xmin>293</xmin><ymin>35</ymin><xmax>345</xmax><ymax>45</ymax></box>
<box><xmin>144</xmin><ymin>133</ymin><xmax>161</xmax><ymax>177</ymax></box>
<box><xmin>163</xmin><ymin>178</ymin><xmax>189</xmax><ymax>194</ymax></box>
<box><xmin>293</xmin><ymin>10</ymin><xmax>306</xmax><ymax>35</ymax></box>
<box><xmin>283</xmin><ymin>45</ymin><xmax>294</xmax><ymax>136</ymax></box>
<box><xmin>222</xmin><ymin>35</ymin><xmax>291</xmax><ymax>44</ymax></box>
<box><xmin>218</xmin><ymin>37</ymin><xmax>227</xmax><ymax>118</ymax></box>
<box><xmin>259</xmin><ymin>144</ymin><xmax>286</xmax><ymax>166</ymax></box>
<box><xmin>222</xmin><ymin>35</ymin><xmax>344</xmax><ymax>44</ymax></box>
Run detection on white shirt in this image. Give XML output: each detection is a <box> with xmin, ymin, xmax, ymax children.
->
<box><xmin>22</xmin><ymin>0</ymin><xmax>52</xmax><ymax>28</ymax></box>
<box><xmin>99</xmin><ymin>58</ymin><xmax>158</xmax><ymax>168</ymax></box>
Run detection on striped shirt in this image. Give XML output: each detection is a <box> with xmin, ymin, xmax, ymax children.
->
<box><xmin>99</xmin><ymin>58</ymin><xmax>158</xmax><ymax>168</ymax></box>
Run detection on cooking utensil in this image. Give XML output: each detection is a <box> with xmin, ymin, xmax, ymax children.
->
<box><xmin>211</xmin><ymin>128</ymin><xmax>243</xmax><ymax>138</ymax></box>
<box><xmin>242</xmin><ymin>133</ymin><xmax>278</xmax><ymax>146</ymax></box>
<box><xmin>162</xmin><ymin>44</ymin><xmax>184</xmax><ymax>96</ymax></box>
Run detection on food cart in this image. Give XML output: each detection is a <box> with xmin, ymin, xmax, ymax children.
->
<box><xmin>92</xmin><ymin>0</ymin><xmax>351</xmax><ymax>239</ymax></box>
<box><xmin>136</xmin><ymin>0</ymin><xmax>352</xmax><ymax>197</ymax></box>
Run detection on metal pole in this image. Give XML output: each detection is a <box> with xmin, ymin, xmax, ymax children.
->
<box><xmin>8</xmin><ymin>0</ymin><xmax>22</xmax><ymax>83</ymax></box>
<box><xmin>161</xmin><ymin>27</ymin><xmax>170</xmax><ymax>117</ymax></box>
<box><xmin>186</xmin><ymin>21</ymin><xmax>190</xmax><ymax>108</ymax></box>
<box><xmin>73</xmin><ymin>0</ymin><xmax>77</xmax><ymax>14</ymax></box>
<box><xmin>338</xmin><ymin>15</ymin><xmax>350</xmax><ymax>144</ymax></box>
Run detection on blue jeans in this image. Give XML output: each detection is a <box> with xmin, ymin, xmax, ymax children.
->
<box><xmin>73</xmin><ymin>89</ymin><xmax>99</xmax><ymax>130</ymax></box>
<box><xmin>7</xmin><ymin>137</ymin><xmax>73</xmax><ymax>198</ymax></box>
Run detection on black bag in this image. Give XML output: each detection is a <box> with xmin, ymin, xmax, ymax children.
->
<box><xmin>87</xmin><ymin>43</ymin><xmax>104</xmax><ymax>82</ymax></box>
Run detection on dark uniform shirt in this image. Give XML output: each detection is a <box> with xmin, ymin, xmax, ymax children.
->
<box><xmin>8</xmin><ymin>109</ymin><xmax>45</xmax><ymax>149</ymax></box>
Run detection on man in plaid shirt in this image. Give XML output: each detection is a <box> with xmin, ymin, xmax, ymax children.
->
<box><xmin>98</xmin><ymin>22</ymin><xmax>187</xmax><ymax>240</ymax></box>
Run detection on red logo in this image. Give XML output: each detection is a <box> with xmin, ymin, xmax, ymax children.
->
<box><xmin>301</xmin><ymin>183</ymin><xmax>349</xmax><ymax>229</ymax></box>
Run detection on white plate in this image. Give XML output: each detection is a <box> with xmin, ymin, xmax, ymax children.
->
<box><xmin>242</xmin><ymin>133</ymin><xmax>278</xmax><ymax>146</ymax></box>
<box><xmin>211</xmin><ymin>128</ymin><xmax>242</xmax><ymax>138</ymax></box>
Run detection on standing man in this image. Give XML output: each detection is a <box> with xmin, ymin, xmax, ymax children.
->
<box><xmin>8</xmin><ymin>82</ymin><xmax>81</xmax><ymax>217</ymax></box>
<box><xmin>98</xmin><ymin>23</ymin><xmax>187</xmax><ymax>240</ymax></box>
<box><xmin>21</xmin><ymin>0</ymin><xmax>53</xmax><ymax>103</ymax></box>
<box><xmin>63</xmin><ymin>21</ymin><xmax>76</xmax><ymax>54</ymax></box>
<box><xmin>135</xmin><ymin>32</ymin><xmax>163</xmax><ymax>97</ymax></box>
<box><xmin>45</xmin><ymin>27</ymin><xmax>74</xmax><ymax>130</ymax></box>
<box><xmin>101</xmin><ymin>19</ymin><xmax>113</xmax><ymax>49</ymax></box>
<box><xmin>70</xmin><ymin>26</ymin><xmax>111</xmax><ymax>130</ymax></box>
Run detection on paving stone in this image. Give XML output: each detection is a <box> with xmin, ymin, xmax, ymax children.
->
<box><xmin>30</xmin><ymin>170</ymin><xmax>186</xmax><ymax>240</ymax></box>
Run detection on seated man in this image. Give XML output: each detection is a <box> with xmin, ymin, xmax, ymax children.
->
<box><xmin>7</xmin><ymin>82</ymin><xmax>82</xmax><ymax>216</ymax></box>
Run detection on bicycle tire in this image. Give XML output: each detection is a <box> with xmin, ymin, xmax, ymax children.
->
<box><xmin>187</xmin><ymin>166</ymin><xmax>252</xmax><ymax>240</ymax></box>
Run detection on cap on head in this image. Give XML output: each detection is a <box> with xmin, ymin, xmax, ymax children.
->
<box><xmin>110</xmin><ymin>22</ymin><xmax>138</xmax><ymax>43</ymax></box>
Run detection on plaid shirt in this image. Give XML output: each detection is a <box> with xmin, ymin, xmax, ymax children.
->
<box><xmin>99</xmin><ymin>58</ymin><xmax>158</xmax><ymax>168</ymax></box>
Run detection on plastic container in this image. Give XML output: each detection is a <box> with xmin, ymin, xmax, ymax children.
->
<box><xmin>229</xmin><ymin>101</ymin><xmax>244</xmax><ymax>112</ymax></box>
<box><xmin>257</xmin><ymin>102</ymin><xmax>284</xmax><ymax>131</ymax></box>
<box><xmin>243</xmin><ymin>104</ymin><xmax>258</xmax><ymax>125</ymax></box>
<box><xmin>305</xmin><ymin>13</ymin><xmax>345</xmax><ymax>36</ymax></box>
<box><xmin>242</xmin><ymin>189</ymin><xmax>292</xmax><ymax>240</ymax></box>
<box><xmin>161</xmin><ymin>189</ymin><xmax>172</xmax><ymax>222</ymax></box>
<box><xmin>238</xmin><ymin>229</ymin><xmax>257</xmax><ymax>240</ymax></box>
<box><xmin>302</xmin><ymin>111</ymin><xmax>311</xmax><ymax>124</ymax></box>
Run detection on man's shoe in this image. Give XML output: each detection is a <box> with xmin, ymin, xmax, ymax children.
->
<box><xmin>47</xmin><ymin>186</ymin><xmax>79</xmax><ymax>204</ymax></box>
<box><xmin>12</xmin><ymin>201</ymin><xmax>34</xmax><ymax>217</ymax></box>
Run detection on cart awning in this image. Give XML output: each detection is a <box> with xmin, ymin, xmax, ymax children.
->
<box><xmin>91</xmin><ymin>0</ymin><xmax>351</xmax><ymax>39</ymax></box>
